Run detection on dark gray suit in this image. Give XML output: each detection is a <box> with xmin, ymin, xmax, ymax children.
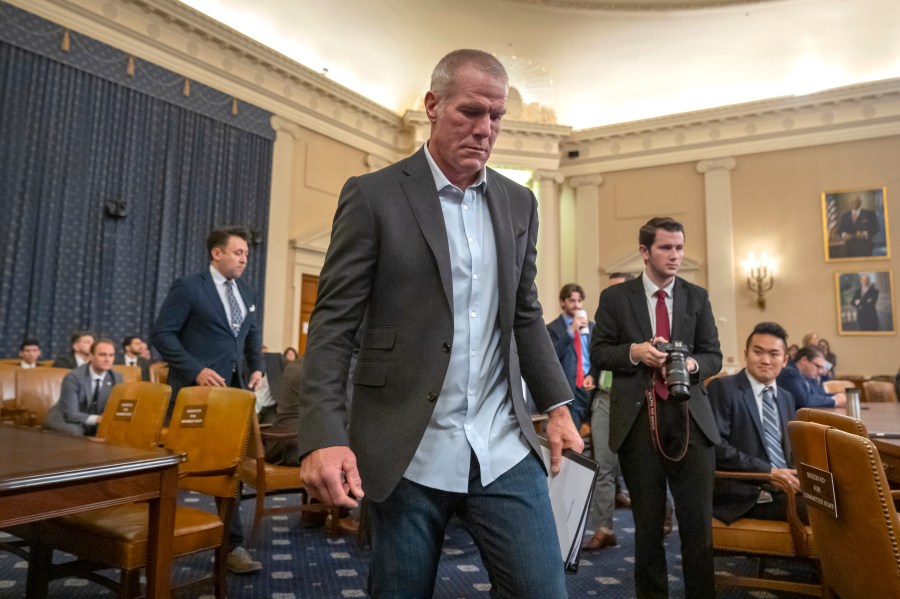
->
<box><xmin>709</xmin><ymin>370</ymin><xmax>796</xmax><ymax>524</ymax></box>
<box><xmin>591</xmin><ymin>275</ymin><xmax>722</xmax><ymax>598</ymax></box>
<box><xmin>43</xmin><ymin>364</ymin><xmax>123</xmax><ymax>436</ymax></box>
<box><xmin>298</xmin><ymin>148</ymin><xmax>570</xmax><ymax>503</ymax></box>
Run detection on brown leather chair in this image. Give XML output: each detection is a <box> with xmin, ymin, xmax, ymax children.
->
<box><xmin>12</xmin><ymin>367</ymin><xmax>68</xmax><ymax>427</ymax></box>
<box><xmin>794</xmin><ymin>407</ymin><xmax>868</xmax><ymax>436</ymax></box>
<box><xmin>863</xmin><ymin>380</ymin><xmax>898</xmax><ymax>403</ymax></box>
<box><xmin>712</xmin><ymin>470</ymin><xmax>819</xmax><ymax>596</ymax></box>
<box><xmin>0</xmin><ymin>364</ymin><xmax>16</xmax><ymax>423</ymax></box>
<box><xmin>96</xmin><ymin>382</ymin><xmax>172</xmax><ymax>448</ymax></box>
<box><xmin>821</xmin><ymin>379</ymin><xmax>853</xmax><ymax>395</ymax></box>
<box><xmin>788</xmin><ymin>420</ymin><xmax>900</xmax><ymax>597</ymax></box>
<box><xmin>36</xmin><ymin>386</ymin><xmax>255</xmax><ymax>598</ymax></box>
<box><xmin>149</xmin><ymin>362</ymin><xmax>168</xmax><ymax>385</ymax></box>
<box><xmin>239</xmin><ymin>413</ymin><xmax>334</xmax><ymax>546</ymax></box>
<box><xmin>111</xmin><ymin>364</ymin><xmax>142</xmax><ymax>384</ymax></box>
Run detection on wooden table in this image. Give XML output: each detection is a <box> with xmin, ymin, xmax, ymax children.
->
<box><xmin>824</xmin><ymin>403</ymin><xmax>900</xmax><ymax>483</ymax></box>
<box><xmin>0</xmin><ymin>427</ymin><xmax>182</xmax><ymax>598</ymax></box>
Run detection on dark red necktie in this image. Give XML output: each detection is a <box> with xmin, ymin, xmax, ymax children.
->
<box><xmin>573</xmin><ymin>330</ymin><xmax>584</xmax><ymax>388</ymax></box>
<box><xmin>654</xmin><ymin>290</ymin><xmax>670</xmax><ymax>399</ymax></box>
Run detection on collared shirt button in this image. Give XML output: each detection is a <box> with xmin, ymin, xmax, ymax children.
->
<box><xmin>473</xmin><ymin>274</ymin><xmax>478</xmax><ymax>280</ymax></box>
<box><xmin>470</xmin><ymin>311</ymin><xmax>477</xmax><ymax>318</ymax></box>
<box><xmin>463</xmin><ymin>204</ymin><xmax>469</xmax><ymax>211</ymax></box>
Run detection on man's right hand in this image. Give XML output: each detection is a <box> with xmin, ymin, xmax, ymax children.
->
<box><xmin>771</xmin><ymin>467</ymin><xmax>801</xmax><ymax>492</ymax></box>
<box><xmin>195</xmin><ymin>368</ymin><xmax>227</xmax><ymax>386</ymax></box>
<box><xmin>630</xmin><ymin>337</ymin><xmax>668</xmax><ymax>368</ymax></box>
<box><xmin>300</xmin><ymin>446</ymin><xmax>365</xmax><ymax>509</ymax></box>
<box><xmin>832</xmin><ymin>391</ymin><xmax>847</xmax><ymax>408</ymax></box>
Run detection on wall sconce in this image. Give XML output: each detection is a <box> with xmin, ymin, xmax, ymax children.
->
<box><xmin>745</xmin><ymin>252</ymin><xmax>774</xmax><ymax>310</ymax></box>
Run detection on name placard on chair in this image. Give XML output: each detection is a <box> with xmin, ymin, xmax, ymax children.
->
<box><xmin>114</xmin><ymin>399</ymin><xmax>137</xmax><ymax>421</ymax></box>
<box><xmin>180</xmin><ymin>405</ymin><xmax>208</xmax><ymax>427</ymax></box>
<box><xmin>799</xmin><ymin>462</ymin><xmax>838</xmax><ymax>517</ymax></box>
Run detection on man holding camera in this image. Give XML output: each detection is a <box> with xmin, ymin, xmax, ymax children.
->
<box><xmin>592</xmin><ymin>216</ymin><xmax>722</xmax><ymax>598</ymax></box>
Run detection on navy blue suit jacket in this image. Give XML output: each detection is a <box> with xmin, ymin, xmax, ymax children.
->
<box><xmin>547</xmin><ymin>314</ymin><xmax>594</xmax><ymax>397</ymax></box>
<box><xmin>776</xmin><ymin>361</ymin><xmax>835</xmax><ymax>409</ymax></box>
<box><xmin>709</xmin><ymin>370</ymin><xmax>795</xmax><ymax>523</ymax></box>
<box><xmin>151</xmin><ymin>270</ymin><xmax>264</xmax><ymax>399</ymax></box>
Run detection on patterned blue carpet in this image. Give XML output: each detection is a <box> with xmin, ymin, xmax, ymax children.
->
<box><xmin>0</xmin><ymin>492</ymin><xmax>819</xmax><ymax>598</ymax></box>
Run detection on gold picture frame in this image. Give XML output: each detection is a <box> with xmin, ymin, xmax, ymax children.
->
<box><xmin>835</xmin><ymin>270</ymin><xmax>895</xmax><ymax>335</ymax></box>
<box><xmin>821</xmin><ymin>186</ymin><xmax>890</xmax><ymax>262</ymax></box>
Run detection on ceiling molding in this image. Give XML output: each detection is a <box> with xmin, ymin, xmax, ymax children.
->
<box><xmin>561</xmin><ymin>78</ymin><xmax>900</xmax><ymax>173</ymax></box>
<box><xmin>501</xmin><ymin>0</ymin><xmax>782</xmax><ymax>10</ymax></box>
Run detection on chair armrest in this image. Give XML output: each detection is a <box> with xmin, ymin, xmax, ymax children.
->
<box><xmin>179</xmin><ymin>460</ymin><xmax>240</xmax><ymax>479</ymax></box>
<box><xmin>259</xmin><ymin>430</ymin><xmax>297</xmax><ymax>441</ymax></box>
<box><xmin>714</xmin><ymin>470</ymin><xmax>809</xmax><ymax>556</ymax></box>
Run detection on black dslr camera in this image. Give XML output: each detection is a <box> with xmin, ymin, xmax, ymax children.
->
<box><xmin>654</xmin><ymin>340</ymin><xmax>692</xmax><ymax>400</ymax></box>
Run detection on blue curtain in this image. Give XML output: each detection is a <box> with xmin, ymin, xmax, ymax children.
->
<box><xmin>0</xmin><ymin>38</ymin><xmax>273</xmax><ymax>359</ymax></box>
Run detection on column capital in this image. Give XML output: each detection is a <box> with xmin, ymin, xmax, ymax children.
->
<box><xmin>533</xmin><ymin>170</ymin><xmax>564</xmax><ymax>184</ymax></box>
<box><xmin>696</xmin><ymin>157</ymin><xmax>736</xmax><ymax>174</ymax></box>
<box><xmin>271</xmin><ymin>116</ymin><xmax>300</xmax><ymax>138</ymax></box>
<box><xmin>366</xmin><ymin>154</ymin><xmax>392</xmax><ymax>173</ymax></box>
<box><xmin>568</xmin><ymin>174</ymin><xmax>604</xmax><ymax>188</ymax></box>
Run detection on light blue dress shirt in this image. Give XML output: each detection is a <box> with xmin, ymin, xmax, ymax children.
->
<box><xmin>403</xmin><ymin>145</ymin><xmax>530</xmax><ymax>492</ymax></box>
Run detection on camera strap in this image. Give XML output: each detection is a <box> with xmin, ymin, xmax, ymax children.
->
<box><xmin>645</xmin><ymin>377</ymin><xmax>690</xmax><ymax>462</ymax></box>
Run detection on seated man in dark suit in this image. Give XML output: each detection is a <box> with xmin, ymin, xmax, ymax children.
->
<box><xmin>115</xmin><ymin>335</ymin><xmax>151</xmax><ymax>381</ymax></box>
<box><xmin>18</xmin><ymin>338</ymin><xmax>43</xmax><ymax>368</ymax></box>
<box><xmin>264</xmin><ymin>357</ymin><xmax>303</xmax><ymax>466</ymax></box>
<box><xmin>44</xmin><ymin>338</ymin><xmax>122</xmax><ymax>436</ymax></box>
<box><xmin>710</xmin><ymin>322</ymin><xmax>807</xmax><ymax>524</ymax></box>
<box><xmin>52</xmin><ymin>330</ymin><xmax>95</xmax><ymax>369</ymax></box>
<box><xmin>777</xmin><ymin>346</ymin><xmax>846</xmax><ymax>409</ymax></box>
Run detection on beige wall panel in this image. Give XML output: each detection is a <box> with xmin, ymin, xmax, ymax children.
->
<box><xmin>598</xmin><ymin>163</ymin><xmax>708</xmax><ymax>288</ymax></box>
<box><xmin>731</xmin><ymin>136</ymin><xmax>900</xmax><ymax>377</ymax></box>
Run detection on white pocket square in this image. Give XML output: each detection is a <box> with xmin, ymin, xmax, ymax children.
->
<box><xmin>249</xmin><ymin>305</ymin><xmax>256</xmax><ymax>312</ymax></box>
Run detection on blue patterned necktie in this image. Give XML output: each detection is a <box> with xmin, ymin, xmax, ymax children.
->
<box><xmin>225</xmin><ymin>280</ymin><xmax>243</xmax><ymax>337</ymax></box>
<box><xmin>761</xmin><ymin>386</ymin><xmax>787</xmax><ymax>469</ymax></box>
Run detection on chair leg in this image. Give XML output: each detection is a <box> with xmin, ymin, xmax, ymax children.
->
<box><xmin>214</xmin><ymin>544</ymin><xmax>229</xmax><ymax>599</ymax></box>
<box><xmin>249</xmin><ymin>491</ymin><xmax>265</xmax><ymax>547</ymax></box>
<box><xmin>118</xmin><ymin>568</ymin><xmax>140</xmax><ymax>599</ymax></box>
<box><xmin>25</xmin><ymin>526</ymin><xmax>51</xmax><ymax>599</ymax></box>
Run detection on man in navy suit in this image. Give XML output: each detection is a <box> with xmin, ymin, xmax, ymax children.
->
<box><xmin>151</xmin><ymin>225</ymin><xmax>265</xmax><ymax>574</ymax></box>
<box><xmin>777</xmin><ymin>346</ymin><xmax>846</xmax><ymax>409</ymax></box>
<box><xmin>547</xmin><ymin>282</ymin><xmax>595</xmax><ymax>430</ymax></box>
<box><xmin>52</xmin><ymin>330</ymin><xmax>95</xmax><ymax>369</ymax></box>
<box><xmin>44</xmin><ymin>338</ymin><xmax>122</xmax><ymax>436</ymax></box>
<box><xmin>592</xmin><ymin>217</ymin><xmax>722</xmax><ymax>598</ymax></box>
<box><xmin>710</xmin><ymin>322</ymin><xmax>806</xmax><ymax>525</ymax></box>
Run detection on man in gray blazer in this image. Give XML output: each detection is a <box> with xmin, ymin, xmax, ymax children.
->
<box><xmin>592</xmin><ymin>217</ymin><xmax>722</xmax><ymax>598</ymax></box>
<box><xmin>44</xmin><ymin>338</ymin><xmax>122</xmax><ymax>436</ymax></box>
<box><xmin>298</xmin><ymin>49</ymin><xmax>582</xmax><ymax>598</ymax></box>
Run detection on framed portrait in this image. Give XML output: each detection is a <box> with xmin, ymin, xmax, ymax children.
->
<box><xmin>835</xmin><ymin>270</ymin><xmax>895</xmax><ymax>335</ymax></box>
<box><xmin>821</xmin><ymin>186</ymin><xmax>890</xmax><ymax>262</ymax></box>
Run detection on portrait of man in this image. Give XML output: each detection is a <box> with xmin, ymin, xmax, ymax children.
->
<box><xmin>823</xmin><ymin>187</ymin><xmax>890</xmax><ymax>260</ymax></box>
<box><xmin>836</xmin><ymin>271</ymin><xmax>895</xmax><ymax>334</ymax></box>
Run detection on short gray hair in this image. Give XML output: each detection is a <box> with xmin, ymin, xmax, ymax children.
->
<box><xmin>430</xmin><ymin>49</ymin><xmax>508</xmax><ymax>101</ymax></box>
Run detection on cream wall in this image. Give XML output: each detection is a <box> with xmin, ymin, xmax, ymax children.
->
<box><xmin>731</xmin><ymin>136</ymin><xmax>900</xmax><ymax>377</ymax></box>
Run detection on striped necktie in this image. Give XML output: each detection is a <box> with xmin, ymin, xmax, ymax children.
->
<box><xmin>225</xmin><ymin>280</ymin><xmax>243</xmax><ymax>337</ymax></box>
<box><xmin>761</xmin><ymin>386</ymin><xmax>787</xmax><ymax>469</ymax></box>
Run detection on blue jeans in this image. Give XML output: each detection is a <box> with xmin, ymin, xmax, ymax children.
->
<box><xmin>368</xmin><ymin>451</ymin><xmax>567</xmax><ymax>599</ymax></box>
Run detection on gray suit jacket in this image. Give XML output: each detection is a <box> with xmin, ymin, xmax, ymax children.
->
<box><xmin>298</xmin><ymin>148</ymin><xmax>570</xmax><ymax>502</ymax></box>
<box><xmin>44</xmin><ymin>364</ymin><xmax>123</xmax><ymax>435</ymax></box>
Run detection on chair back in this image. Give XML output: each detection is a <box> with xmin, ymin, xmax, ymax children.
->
<box><xmin>96</xmin><ymin>382</ymin><xmax>171</xmax><ymax>448</ymax></box>
<box><xmin>788</xmin><ymin>420</ymin><xmax>900</xmax><ymax>597</ymax></box>
<box><xmin>149</xmin><ymin>362</ymin><xmax>168</xmax><ymax>384</ymax></box>
<box><xmin>0</xmin><ymin>359</ymin><xmax>21</xmax><ymax>366</ymax></box>
<box><xmin>13</xmin><ymin>367</ymin><xmax>68</xmax><ymax>427</ymax></box>
<box><xmin>863</xmin><ymin>380</ymin><xmax>898</xmax><ymax>403</ymax></box>
<box><xmin>794</xmin><ymin>407</ymin><xmax>868</xmax><ymax>436</ymax></box>
<box><xmin>822</xmin><ymin>379</ymin><xmax>853</xmax><ymax>395</ymax></box>
<box><xmin>0</xmin><ymin>364</ymin><xmax>16</xmax><ymax>401</ymax></box>
<box><xmin>111</xmin><ymin>364</ymin><xmax>142</xmax><ymax>384</ymax></box>
<box><xmin>167</xmin><ymin>386</ymin><xmax>255</xmax><ymax>498</ymax></box>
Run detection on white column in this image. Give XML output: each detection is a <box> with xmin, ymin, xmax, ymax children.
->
<box><xmin>567</xmin><ymin>175</ymin><xmax>604</xmax><ymax>306</ymax></box>
<box><xmin>263</xmin><ymin>116</ymin><xmax>300</xmax><ymax>351</ymax></box>
<box><xmin>696</xmin><ymin>157</ymin><xmax>739</xmax><ymax>370</ymax></box>
<box><xmin>533</xmin><ymin>170</ymin><xmax>564</xmax><ymax>307</ymax></box>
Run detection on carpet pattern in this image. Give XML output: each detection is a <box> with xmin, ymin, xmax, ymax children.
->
<box><xmin>0</xmin><ymin>492</ymin><xmax>819</xmax><ymax>598</ymax></box>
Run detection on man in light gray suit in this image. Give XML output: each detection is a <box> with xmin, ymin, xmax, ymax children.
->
<box><xmin>44</xmin><ymin>338</ymin><xmax>122</xmax><ymax>436</ymax></box>
<box><xmin>298</xmin><ymin>49</ymin><xmax>582</xmax><ymax>598</ymax></box>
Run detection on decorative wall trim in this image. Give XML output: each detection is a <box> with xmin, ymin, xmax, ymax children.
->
<box><xmin>561</xmin><ymin>78</ymin><xmax>900</xmax><ymax>173</ymax></box>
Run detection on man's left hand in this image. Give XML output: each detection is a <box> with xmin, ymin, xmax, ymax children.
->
<box><xmin>247</xmin><ymin>370</ymin><xmax>263</xmax><ymax>390</ymax></box>
<box><xmin>545</xmin><ymin>405</ymin><xmax>584</xmax><ymax>475</ymax></box>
